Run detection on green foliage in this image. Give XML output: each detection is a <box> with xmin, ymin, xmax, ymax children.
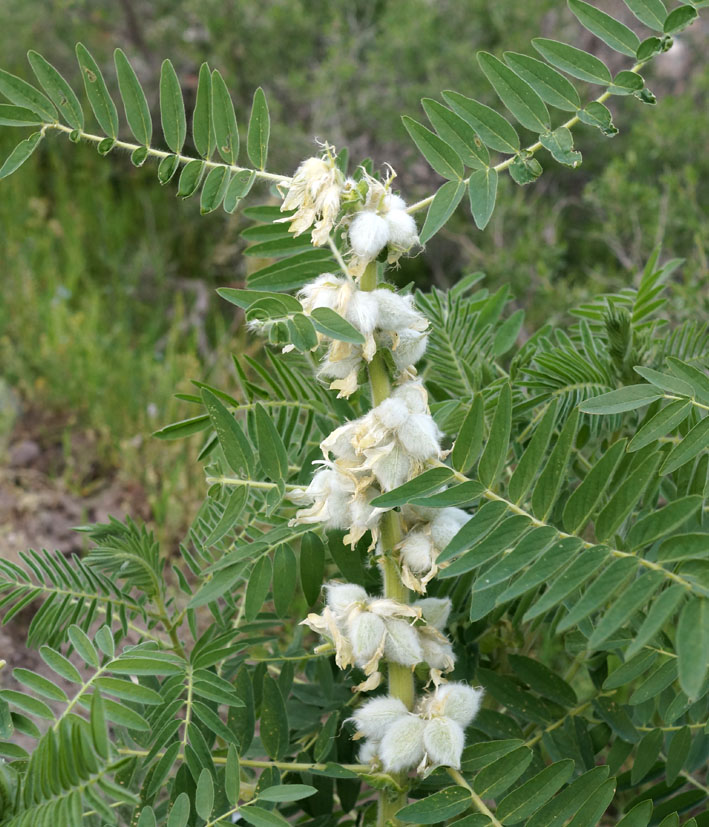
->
<box><xmin>0</xmin><ymin>2</ymin><xmax>707</xmax><ymax>825</ymax></box>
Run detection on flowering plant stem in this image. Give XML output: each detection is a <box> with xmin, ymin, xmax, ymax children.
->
<box><xmin>360</xmin><ymin>261</ymin><xmax>413</xmax><ymax>824</ymax></box>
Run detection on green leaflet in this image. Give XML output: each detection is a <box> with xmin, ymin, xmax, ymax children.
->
<box><xmin>211</xmin><ymin>68</ymin><xmax>239</xmax><ymax>164</ymax></box>
<box><xmin>396</xmin><ymin>787</ymin><xmax>471</xmax><ymax>823</ymax></box>
<box><xmin>254</xmin><ymin>402</ymin><xmax>289</xmax><ymax>482</ymax></box>
<box><xmin>531</xmin><ymin>407</ymin><xmax>578</xmax><ymax>520</ymax></box>
<box><xmin>310</xmin><ymin>306</ymin><xmax>365</xmax><ymax>344</ymax></box>
<box><xmin>0</xmin><ymin>68</ymin><xmax>57</xmax><ymax>122</ymax></box>
<box><xmin>0</xmin><ymin>103</ymin><xmax>42</xmax><ymax>126</ymax></box>
<box><xmin>495</xmin><ymin>760</ymin><xmax>574</xmax><ymax>824</ymax></box>
<box><xmin>193</xmin><ymin>63</ymin><xmax>213</xmax><ymax>159</ymax></box>
<box><xmin>419</xmin><ymin>179</ymin><xmax>465</xmax><ymax>244</ymax></box>
<box><xmin>478</xmin><ymin>383</ymin><xmax>511</xmax><ymax>488</ymax></box>
<box><xmin>628</xmin><ymin>399</ymin><xmax>691</xmax><ymax>452</ymax></box>
<box><xmin>628</xmin><ymin>496</ymin><xmax>703</xmax><ymax>549</ymax></box>
<box><xmin>503</xmin><ymin>52</ymin><xmax>581</xmax><ymax>112</ymax></box>
<box><xmin>195</xmin><ymin>769</ymin><xmax>214</xmax><ymax>820</ymax></box>
<box><xmin>594</xmin><ymin>451</ymin><xmax>662</xmax><ymax>541</ymax></box>
<box><xmin>421</xmin><ymin>98</ymin><xmax>489</xmax><ymax>169</ymax></box>
<box><xmin>114</xmin><ymin>48</ymin><xmax>152</xmax><ymax>145</ymax></box>
<box><xmin>443</xmin><ymin>90</ymin><xmax>520</xmax><ymax>153</ymax></box>
<box><xmin>664</xmin><ymin>5</ymin><xmax>698</xmax><ymax>35</ymax></box>
<box><xmin>569</xmin><ymin>0</ymin><xmax>640</xmax><ymax>57</ymax></box>
<box><xmin>625</xmin><ymin>584</ymin><xmax>685</xmax><ymax>658</ymax></box>
<box><xmin>159</xmin><ymin>59</ymin><xmax>186</xmax><ymax>153</ymax></box>
<box><xmin>247</xmin><ymin>86</ymin><xmax>270</xmax><ymax>170</ymax></box>
<box><xmin>27</xmin><ymin>51</ymin><xmax>83</xmax><ymax>129</ymax></box>
<box><xmin>200</xmin><ymin>166</ymin><xmax>230</xmax><ymax>213</ymax></box>
<box><xmin>677</xmin><ymin>597</ymin><xmax>709</xmax><ymax>698</ymax></box>
<box><xmin>562</xmin><ymin>439</ymin><xmax>627</xmax><ymax>533</ymax></box>
<box><xmin>468</xmin><ymin>167</ymin><xmax>498</xmax><ymax>230</ymax></box>
<box><xmin>0</xmin><ymin>130</ymin><xmax>43</xmax><ymax>179</ymax></box>
<box><xmin>370</xmin><ymin>467</ymin><xmax>455</xmax><ymax>507</ymax></box>
<box><xmin>587</xmin><ymin>570</ymin><xmax>664</xmax><ymax>648</ymax></box>
<box><xmin>509</xmin><ymin>401</ymin><xmax>558</xmax><ymax>504</ymax></box>
<box><xmin>660</xmin><ymin>415</ymin><xmax>709</xmax><ymax>475</ymax></box>
<box><xmin>260</xmin><ymin>676</ymin><xmax>289</xmax><ymax>760</ymax></box>
<box><xmin>580</xmin><ymin>384</ymin><xmax>662</xmax><ymax>415</ymax></box>
<box><xmin>451</xmin><ymin>395</ymin><xmax>484</xmax><ymax>473</ymax></box>
<box><xmin>478</xmin><ymin>51</ymin><xmax>550</xmax><ymax>132</ymax></box>
<box><xmin>402</xmin><ymin>115</ymin><xmax>464</xmax><ymax>180</ymax></box>
<box><xmin>201</xmin><ymin>389</ymin><xmax>253</xmax><ymax>476</ymax></box>
<box><xmin>532</xmin><ymin>38</ymin><xmax>612</xmax><ymax>85</ymax></box>
<box><xmin>623</xmin><ymin>0</ymin><xmax>667</xmax><ymax>32</ymax></box>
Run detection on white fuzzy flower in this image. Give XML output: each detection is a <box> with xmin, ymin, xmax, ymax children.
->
<box><xmin>397</xmin><ymin>412</ymin><xmax>441</xmax><ymax>461</ymax></box>
<box><xmin>298</xmin><ymin>273</ymin><xmax>347</xmax><ymax>314</ymax></box>
<box><xmin>399</xmin><ymin>530</ymin><xmax>435</xmax><ymax>574</ymax></box>
<box><xmin>374</xmin><ymin>290</ymin><xmax>428</xmax><ymax>333</ymax></box>
<box><xmin>392</xmin><ymin>381</ymin><xmax>429</xmax><ymax>414</ymax></box>
<box><xmin>349</xmin><ymin>211</ymin><xmax>390</xmax><ymax>259</ymax></box>
<box><xmin>345</xmin><ymin>290</ymin><xmax>380</xmax><ymax>337</ymax></box>
<box><xmin>379</xmin><ymin>715</ymin><xmax>426</xmax><ymax>772</ymax></box>
<box><xmin>414</xmin><ymin>597</ymin><xmax>452</xmax><ymax>631</ymax></box>
<box><xmin>422</xmin><ymin>717</ymin><xmax>465</xmax><ymax>769</ymax></box>
<box><xmin>290</xmin><ymin>465</ymin><xmax>355</xmax><ymax>530</ymax></box>
<box><xmin>348</xmin><ymin>611</ymin><xmax>388</xmax><ymax>669</ymax></box>
<box><xmin>325</xmin><ymin>583</ymin><xmax>368</xmax><ymax>616</ymax></box>
<box><xmin>390</xmin><ymin>328</ymin><xmax>429</xmax><ymax>371</ymax></box>
<box><xmin>431</xmin><ymin>508</ymin><xmax>471</xmax><ymax>551</ymax></box>
<box><xmin>383</xmin><ymin>617</ymin><xmax>423</xmax><ymax>666</ymax></box>
<box><xmin>385</xmin><ymin>209</ymin><xmax>419</xmax><ymax>252</ymax></box>
<box><xmin>358</xmin><ymin>739</ymin><xmax>380</xmax><ymax>765</ymax></box>
<box><xmin>432</xmin><ymin>683</ymin><xmax>485</xmax><ymax>729</ymax></box>
<box><xmin>345</xmin><ymin>489</ymin><xmax>385</xmax><ymax>547</ymax></box>
<box><xmin>419</xmin><ymin>630</ymin><xmax>456</xmax><ymax>672</ymax></box>
<box><xmin>373</xmin><ymin>398</ymin><xmax>410</xmax><ymax>430</ymax></box>
<box><xmin>350</xmin><ymin>696</ymin><xmax>409</xmax><ymax>741</ymax></box>
<box><xmin>383</xmin><ymin>193</ymin><xmax>407</xmax><ymax>212</ymax></box>
<box><xmin>280</xmin><ymin>154</ymin><xmax>343</xmax><ymax>245</ymax></box>
<box><xmin>365</xmin><ymin>441</ymin><xmax>413</xmax><ymax>492</ymax></box>
<box><xmin>320</xmin><ymin>420</ymin><xmax>359</xmax><ymax>462</ymax></box>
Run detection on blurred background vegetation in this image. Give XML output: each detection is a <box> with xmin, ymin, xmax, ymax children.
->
<box><xmin>0</xmin><ymin>0</ymin><xmax>706</xmax><ymax>546</ymax></box>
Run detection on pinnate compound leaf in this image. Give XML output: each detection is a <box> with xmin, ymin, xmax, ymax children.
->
<box><xmin>569</xmin><ymin>0</ymin><xmax>641</xmax><ymax>57</ymax></box>
<box><xmin>247</xmin><ymin>86</ymin><xmax>270</xmax><ymax>170</ymax></box>
<box><xmin>402</xmin><ymin>115</ymin><xmax>464</xmax><ymax>179</ymax></box>
<box><xmin>159</xmin><ymin>58</ymin><xmax>186</xmax><ymax>153</ymax></box>
<box><xmin>478</xmin><ymin>51</ymin><xmax>550</xmax><ymax>132</ymax></box>
<box><xmin>114</xmin><ymin>48</ymin><xmax>152</xmax><ymax>145</ymax></box>
<box><xmin>27</xmin><ymin>51</ymin><xmax>83</xmax><ymax>129</ymax></box>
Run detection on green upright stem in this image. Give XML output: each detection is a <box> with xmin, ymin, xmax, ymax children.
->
<box><xmin>360</xmin><ymin>261</ymin><xmax>413</xmax><ymax>824</ymax></box>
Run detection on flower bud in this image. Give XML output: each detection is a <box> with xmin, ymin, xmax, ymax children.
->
<box><xmin>383</xmin><ymin>618</ymin><xmax>423</xmax><ymax>666</ymax></box>
<box><xmin>419</xmin><ymin>632</ymin><xmax>456</xmax><ymax>672</ymax></box>
<box><xmin>400</xmin><ymin>531</ymin><xmax>435</xmax><ymax>574</ymax></box>
<box><xmin>422</xmin><ymin>717</ymin><xmax>465</xmax><ymax>769</ymax></box>
<box><xmin>384</xmin><ymin>193</ymin><xmax>407</xmax><ymax>212</ymax></box>
<box><xmin>358</xmin><ymin>739</ymin><xmax>379</xmax><ymax>764</ymax></box>
<box><xmin>346</xmin><ymin>290</ymin><xmax>380</xmax><ymax>337</ymax></box>
<box><xmin>397</xmin><ymin>412</ymin><xmax>441</xmax><ymax>460</ymax></box>
<box><xmin>385</xmin><ymin>209</ymin><xmax>419</xmax><ymax>251</ymax></box>
<box><xmin>348</xmin><ymin>611</ymin><xmax>387</xmax><ymax>667</ymax></box>
<box><xmin>350</xmin><ymin>696</ymin><xmax>409</xmax><ymax>740</ymax></box>
<box><xmin>431</xmin><ymin>507</ymin><xmax>471</xmax><ymax>550</ymax></box>
<box><xmin>435</xmin><ymin>683</ymin><xmax>484</xmax><ymax>729</ymax></box>
<box><xmin>325</xmin><ymin>583</ymin><xmax>368</xmax><ymax>616</ymax></box>
<box><xmin>379</xmin><ymin>715</ymin><xmax>426</xmax><ymax>772</ymax></box>
<box><xmin>349</xmin><ymin>211</ymin><xmax>390</xmax><ymax>259</ymax></box>
<box><xmin>414</xmin><ymin>597</ymin><xmax>452</xmax><ymax>631</ymax></box>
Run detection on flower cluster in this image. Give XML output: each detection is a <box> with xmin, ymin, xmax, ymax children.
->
<box><xmin>301</xmin><ymin>585</ymin><xmax>455</xmax><ymax>690</ymax></box>
<box><xmin>397</xmin><ymin>505</ymin><xmax>472</xmax><ymax>592</ymax></box>
<box><xmin>280</xmin><ymin>151</ymin><xmax>345</xmax><ymax>246</ymax></box>
<box><xmin>350</xmin><ymin>682</ymin><xmax>484</xmax><ymax>774</ymax></box>
<box><xmin>347</xmin><ymin>181</ymin><xmax>419</xmax><ymax>276</ymax></box>
<box><xmin>298</xmin><ymin>274</ymin><xmax>428</xmax><ymax>398</ymax></box>
<box><xmin>290</xmin><ymin>381</ymin><xmax>442</xmax><ymax>546</ymax></box>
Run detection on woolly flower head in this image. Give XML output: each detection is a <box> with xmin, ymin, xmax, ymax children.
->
<box><xmin>399</xmin><ymin>507</ymin><xmax>471</xmax><ymax>593</ymax></box>
<box><xmin>346</xmin><ymin>174</ymin><xmax>420</xmax><ymax>276</ymax></box>
<box><xmin>280</xmin><ymin>149</ymin><xmax>344</xmax><ymax>246</ymax></box>
<box><xmin>355</xmin><ymin>682</ymin><xmax>483</xmax><ymax>774</ymax></box>
<box><xmin>301</xmin><ymin>583</ymin><xmax>454</xmax><ymax>685</ymax></box>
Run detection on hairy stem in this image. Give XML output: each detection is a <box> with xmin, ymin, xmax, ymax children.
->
<box><xmin>360</xmin><ymin>260</ymin><xmax>413</xmax><ymax>824</ymax></box>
